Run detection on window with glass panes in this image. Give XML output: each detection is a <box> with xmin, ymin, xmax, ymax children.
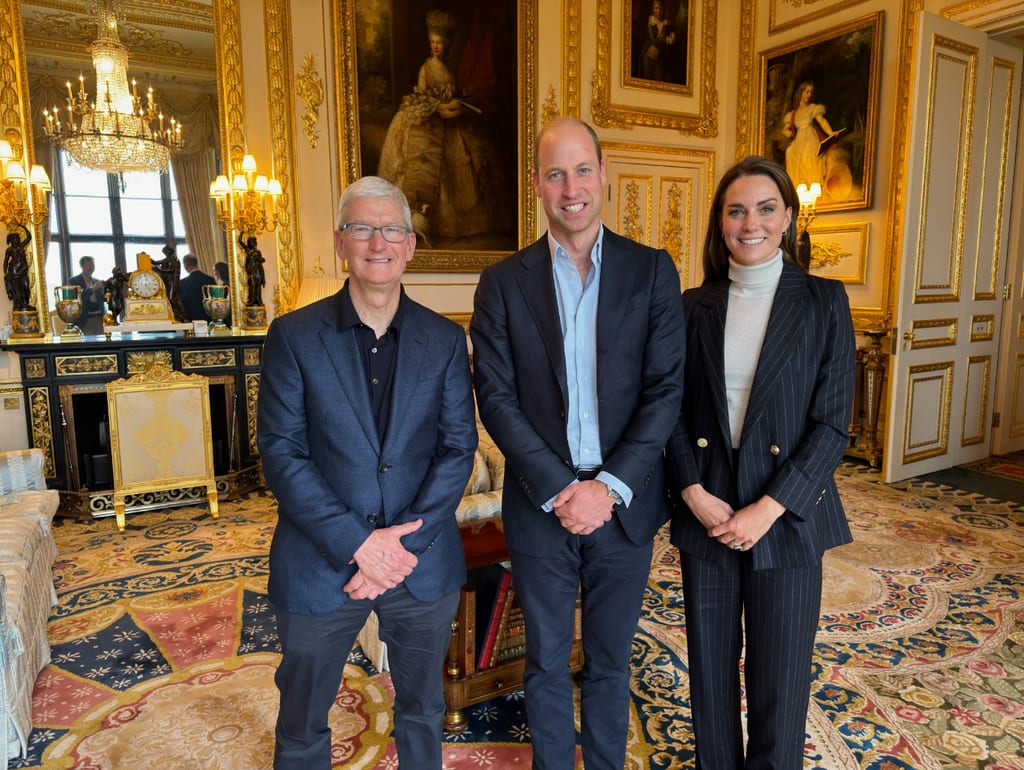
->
<box><xmin>45</xmin><ymin>151</ymin><xmax>189</xmax><ymax>308</ymax></box>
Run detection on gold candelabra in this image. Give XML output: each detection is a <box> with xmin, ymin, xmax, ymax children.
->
<box><xmin>0</xmin><ymin>140</ymin><xmax>51</xmax><ymax>229</ymax></box>
<box><xmin>209</xmin><ymin>153</ymin><xmax>280</xmax><ymax>329</ymax></box>
<box><xmin>209</xmin><ymin>153</ymin><xmax>282</xmax><ymax>240</ymax></box>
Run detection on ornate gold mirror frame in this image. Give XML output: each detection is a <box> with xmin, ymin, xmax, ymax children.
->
<box><xmin>1</xmin><ymin>0</ymin><xmax>46</xmax><ymax>332</ymax></box>
<box><xmin>0</xmin><ymin>0</ymin><xmax>273</xmax><ymax>329</ymax></box>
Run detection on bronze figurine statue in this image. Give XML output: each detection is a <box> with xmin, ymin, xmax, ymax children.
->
<box><xmin>152</xmin><ymin>245</ymin><xmax>189</xmax><ymax>323</ymax></box>
<box><xmin>3</xmin><ymin>225</ymin><xmax>34</xmax><ymax>311</ymax></box>
<box><xmin>240</xmin><ymin>234</ymin><xmax>266</xmax><ymax>307</ymax></box>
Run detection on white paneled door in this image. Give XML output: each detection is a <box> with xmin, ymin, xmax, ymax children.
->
<box><xmin>884</xmin><ymin>11</ymin><xmax>1022</xmax><ymax>482</ymax></box>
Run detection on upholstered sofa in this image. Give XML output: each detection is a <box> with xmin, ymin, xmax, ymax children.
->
<box><xmin>0</xmin><ymin>449</ymin><xmax>59</xmax><ymax>760</ymax></box>
<box><xmin>455</xmin><ymin>425</ymin><xmax>504</xmax><ymax>526</ymax></box>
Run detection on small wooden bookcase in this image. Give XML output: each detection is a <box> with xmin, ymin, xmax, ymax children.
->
<box><xmin>443</xmin><ymin>518</ymin><xmax>584</xmax><ymax>733</ymax></box>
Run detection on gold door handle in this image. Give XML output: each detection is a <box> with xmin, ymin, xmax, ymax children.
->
<box><xmin>903</xmin><ymin>330</ymin><xmax>914</xmax><ymax>351</ymax></box>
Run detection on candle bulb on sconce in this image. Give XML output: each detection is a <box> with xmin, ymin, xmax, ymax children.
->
<box><xmin>795</xmin><ymin>181</ymin><xmax>822</xmax><ymax>271</ymax></box>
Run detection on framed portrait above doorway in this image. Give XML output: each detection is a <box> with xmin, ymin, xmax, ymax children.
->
<box><xmin>334</xmin><ymin>0</ymin><xmax>537</xmax><ymax>272</ymax></box>
<box><xmin>757</xmin><ymin>11</ymin><xmax>884</xmax><ymax>212</ymax></box>
<box><xmin>623</xmin><ymin>0</ymin><xmax>692</xmax><ymax>93</ymax></box>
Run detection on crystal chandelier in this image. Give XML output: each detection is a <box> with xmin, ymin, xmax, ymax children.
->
<box><xmin>41</xmin><ymin>0</ymin><xmax>182</xmax><ymax>174</ymax></box>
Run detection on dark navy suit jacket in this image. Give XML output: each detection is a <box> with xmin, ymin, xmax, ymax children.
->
<box><xmin>257</xmin><ymin>289</ymin><xmax>477</xmax><ymax>615</ymax></box>
<box><xmin>471</xmin><ymin>229</ymin><xmax>685</xmax><ymax>556</ymax></box>
<box><xmin>180</xmin><ymin>270</ymin><xmax>216</xmax><ymax>322</ymax></box>
<box><xmin>665</xmin><ymin>262</ymin><xmax>856</xmax><ymax>568</ymax></box>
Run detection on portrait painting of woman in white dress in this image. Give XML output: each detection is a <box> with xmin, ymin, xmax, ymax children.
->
<box><xmin>356</xmin><ymin>3</ymin><xmax>516</xmax><ymax>253</ymax></box>
<box><xmin>760</xmin><ymin>15</ymin><xmax>881</xmax><ymax>211</ymax></box>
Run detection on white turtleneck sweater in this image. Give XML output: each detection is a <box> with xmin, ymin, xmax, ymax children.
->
<box><xmin>724</xmin><ymin>250</ymin><xmax>784</xmax><ymax>449</ymax></box>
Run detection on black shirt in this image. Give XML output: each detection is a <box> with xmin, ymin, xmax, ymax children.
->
<box><xmin>337</xmin><ymin>283</ymin><xmax>406</xmax><ymax>440</ymax></box>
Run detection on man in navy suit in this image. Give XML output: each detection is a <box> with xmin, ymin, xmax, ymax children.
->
<box><xmin>178</xmin><ymin>253</ymin><xmax>216</xmax><ymax>322</ymax></box>
<box><xmin>471</xmin><ymin>117</ymin><xmax>685</xmax><ymax>769</ymax></box>
<box><xmin>258</xmin><ymin>175</ymin><xmax>477</xmax><ymax>769</ymax></box>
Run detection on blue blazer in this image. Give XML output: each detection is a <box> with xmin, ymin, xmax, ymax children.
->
<box><xmin>471</xmin><ymin>230</ymin><xmax>685</xmax><ymax>556</ymax></box>
<box><xmin>257</xmin><ymin>290</ymin><xmax>477</xmax><ymax>615</ymax></box>
<box><xmin>665</xmin><ymin>263</ymin><xmax>856</xmax><ymax>569</ymax></box>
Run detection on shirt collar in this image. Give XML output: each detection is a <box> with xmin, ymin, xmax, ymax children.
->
<box><xmin>336</xmin><ymin>280</ymin><xmax>407</xmax><ymax>333</ymax></box>
<box><xmin>547</xmin><ymin>224</ymin><xmax>605</xmax><ymax>268</ymax></box>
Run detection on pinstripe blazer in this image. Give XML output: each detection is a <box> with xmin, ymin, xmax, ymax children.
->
<box><xmin>257</xmin><ymin>289</ymin><xmax>477</xmax><ymax>615</ymax></box>
<box><xmin>665</xmin><ymin>262</ymin><xmax>856</xmax><ymax>569</ymax></box>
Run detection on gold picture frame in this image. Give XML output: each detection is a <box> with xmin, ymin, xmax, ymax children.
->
<box><xmin>333</xmin><ymin>0</ymin><xmax>537</xmax><ymax>273</ymax></box>
<box><xmin>623</xmin><ymin>0</ymin><xmax>692</xmax><ymax>94</ymax></box>
<box><xmin>106</xmin><ymin>366</ymin><xmax>218</xmax><ymax>531</ymax></box>
<box><xmin>593</xmin><ymin>0</ymin><xmax>718</xmax><ymax>136</ymax></box>
<box><xmin>757</xmin><ymin>12</ymin><xmax>883</xmax><ymax>212</ymax></box>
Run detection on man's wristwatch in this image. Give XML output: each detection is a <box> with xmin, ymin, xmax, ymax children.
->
<box><xmin>606</xmin><ymin>486</ymin><xmax>624</xmax><ymax>507</ymax></box>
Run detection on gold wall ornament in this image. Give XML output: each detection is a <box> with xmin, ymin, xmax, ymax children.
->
<box><xmin>28</xmin><ymin>386</ymin><xmax>54</xmax><ymax>477</ymax></box>
<box><xmin>661</xmin><ymin>183</ymin><xmax>684</xmax><ymax>263</ymax></box>
<box><xmin>809</xmin><ymin>241</ymin><xmax>849</xmax><ymax>269</ymax></box>
<box><xmin>296</xmin><ymin>51</ymin><xmax>324</xmax><ymax>149</ymax></box>
<box><xmin>127</xmin><ymin>350</ymin><xmax>174</xmax><ymax>375</ymax></box>
<box><xmin>734</xmin><ymin>0</ymin><xmax>757</xmax><ymax>160</ymax></box>
<box><xmin>542</xmin><ymin>85</ymin><xmax>559</xmax><ymax>125</ymax></box>
<box><xmin>264</xmin><ymin>0</ymin><xmax>299</xmax><ymax>314</ymax></box>
<box><xmin>592</xmin><ymin>0</ymin><xmax>719</xmax><ymax>136</ymax></box>
<box><xmin>562</xmin><ymin>0</ymin><xmax>581</xmax><ymax>117</ymax></box>
<box><xmin>623</xmin><ymin>181</ymin><xmax>643</xmax><ymax>243</ymax></box>
<box><xmin>213</xmin><ymin>0</ymin><xmax>247</xmax><ymax>326</ymax></box>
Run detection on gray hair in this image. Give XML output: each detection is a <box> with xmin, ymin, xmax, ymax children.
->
<box><xmin>336</xmin><ymin>176</ymin><xmax>413</xmax><ymax>231</ymax></box>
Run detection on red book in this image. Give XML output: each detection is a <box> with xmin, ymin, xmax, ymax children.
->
<box><xmin>477</xmin><ymin>568</ymin><xmax>513</xmax><ymax>669</ymax></box>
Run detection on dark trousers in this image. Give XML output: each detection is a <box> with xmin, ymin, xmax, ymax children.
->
<box><xmin>272</xmin><ymin>585</ymin><xmax>459</xmax><ymax>770</ymax></box>
<box><xmin>680</xmin><ymin>552</ymin><xmax>823</xmax><ymax>770</ymax></box>
<box><xmin>510</xmin><ymin>516</ymin><xmax>653</xmax><ymax>770</ymax></box>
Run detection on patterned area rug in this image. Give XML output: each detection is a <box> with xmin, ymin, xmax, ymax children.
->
<box><xmin>12</xmin><ymin>464</ymin><xmax>1024</xmax><ymax>769</ymax></box>
<box><xmin>958</xmin><ymin>451</ymin><xmax>1024</xmax><ymax>483</ymax></box>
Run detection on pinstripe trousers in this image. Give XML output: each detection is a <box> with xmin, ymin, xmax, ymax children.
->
<box><xmin>679</xmin><ymin>551</ymin><xmax>822</xmax><ymax>770</ymax></box>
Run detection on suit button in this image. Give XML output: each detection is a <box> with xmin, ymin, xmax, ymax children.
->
<box><xmin>697</xmin><ymin>437</ymin><xmax>708</xmax><ymax>448</ymax></box>
<box><xmin>367</xmin><ymin>514</ymin><xmax>378</xmax><ymax>524</ymax></box>
<box><xmin>378</xmin><ymin>463</ymin><xmax>390</xmax><ymax>473</ymax></box>
<box><xmin>770</xmin><ymin>444</ymin><xmax>780</xmax><ymax>456</ymax></box>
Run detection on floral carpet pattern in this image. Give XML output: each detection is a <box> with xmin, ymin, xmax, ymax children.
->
<box><xmin>958</xmin><ymin>451</ymin><xmax>1024</xmax><ymax>483</ymax></box>
<box><xmin>11</xmin><ymin>463</ymin><xmax>1024</xmax><ymax>769</ymax></box>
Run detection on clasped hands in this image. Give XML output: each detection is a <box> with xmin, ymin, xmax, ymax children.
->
<box><xmin>681</xmin><ymin>484</ymin><xmax>784</xmax><ymax>552</ymax></box>
<box><xmin>343</xmin><ymin>518</ymin><xmax>422</xmax><ymax>600</ymax></box>
<box><xmin>552</xmin><ymin>479</ymin><xmax>615</xmax><ymax>536</ymax></box>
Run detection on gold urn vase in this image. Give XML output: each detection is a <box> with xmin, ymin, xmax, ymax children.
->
<box><xmin>202</xmin><ymin>284</ymin><xmax>232</xmax><ymax>335</ymax></box>
<box><xmin>54</xmin><ymin>285</ymin><xmax>84</xmax><ymax>338</ymax></box>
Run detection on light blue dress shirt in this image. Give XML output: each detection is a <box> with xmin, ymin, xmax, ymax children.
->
<box><xmin>546</xmin><ymin>228</ymin><xmax>632</xmax><ymax>509</ymax></box>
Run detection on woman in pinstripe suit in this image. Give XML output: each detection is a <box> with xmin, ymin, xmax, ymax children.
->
<box><xmin>665</xmin><ymin>156</ymin><xmax>856</xmax><ymax>769</ymax></box>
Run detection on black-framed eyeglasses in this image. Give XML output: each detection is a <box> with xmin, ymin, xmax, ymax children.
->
<box><xmin>341</xmin><ymin>223</ymin><xmax>412</xmax><ymax>243</ymax></box>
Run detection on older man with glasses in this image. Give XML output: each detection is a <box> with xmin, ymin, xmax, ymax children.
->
<box><xmin>258</xmin><ymin>175</ymin><xmax>477</xmax><ymax>769</ymax></box>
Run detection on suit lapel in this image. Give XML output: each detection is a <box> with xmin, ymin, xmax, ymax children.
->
<box><xmin>318</xmin><ymin>302</ymin><xmax>380</xmax><ymax>452</ymax></box>
<box><xmin>516</xmin><ymin>242</ymin><xmax>568</xmax><ymax>404</ymax></box>
<box><xmin>384</xmin><ymin>306</ymin><xmax>427</xmax><ymax>450</ymax></box>
<box><xmin>742</xmin><ymin>264</ymin><xmax>809</xmax><ymax>439</ymax></box>
<box><xmin>696</xmin><ymin>283</ymin><xmax>733</xmax><ymax>453</ymax></box>
<box><xmin>595</xmin><ymin>235</ymin><xmax>632</xmax><ymax>360</ymax></box>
